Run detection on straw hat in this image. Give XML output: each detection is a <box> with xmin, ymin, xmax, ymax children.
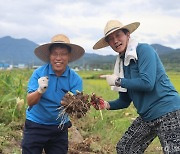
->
<box><xmin>34</xmin><ymin>34</ymin><xmax>85</xmax><ymax>62</ymax></box>
<box><xmin>93</xmin><ymin>20</ymin><xmax>140</xmax><ymax>49</ymax></box>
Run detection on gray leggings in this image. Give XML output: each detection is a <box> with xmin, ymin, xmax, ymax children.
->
<box><xmin>116</xmin><ymin>110</ymin><xmax>180</xmax><ymax>154</ymax></box>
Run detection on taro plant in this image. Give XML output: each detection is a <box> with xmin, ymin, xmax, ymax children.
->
<box><xmin>0</xmin><ymin>69</ymin><xmax>32</xmax><ymax>124</ymax></box>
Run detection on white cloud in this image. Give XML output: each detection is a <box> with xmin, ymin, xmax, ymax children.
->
<box><xmin>0</xmin><ymin>0</ymin><xmax>179</xmax><ymax>55</ymax></box>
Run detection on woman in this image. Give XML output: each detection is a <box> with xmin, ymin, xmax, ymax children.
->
<box><xmin>91</xmin><ymin>19</ymin><xmax>180</xmax><ymax>154</ymax></box>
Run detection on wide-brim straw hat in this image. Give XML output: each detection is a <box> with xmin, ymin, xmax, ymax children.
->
<box><xmin>93</xmin><ymin>20</ymin><xmax>140</xmax><ymax>49</ymax></box>
<box><xmin>34</xmin><ymin>34</ymin><xmax>85</xmax><ymax>62</ymax></box>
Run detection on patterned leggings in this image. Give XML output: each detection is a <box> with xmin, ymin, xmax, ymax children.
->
<box><xmin>116</xmin><ymin>110</ymin><xmax>180</xmax><ymax>154</ymax></box>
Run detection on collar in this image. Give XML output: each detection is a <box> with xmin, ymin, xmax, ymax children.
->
<box><xmin>120</xmin><ymin>53</ymin><xmax>125</xmax><ymax>59</ymax></box>
<box><xmin>48</xmin><ymin>64</ymin><xmax>69</xmax><ymax>77</ymax></box>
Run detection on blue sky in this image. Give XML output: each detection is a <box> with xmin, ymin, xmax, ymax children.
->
<box><xmin>0</xmin><ymin>0</ymin><xmax>180</xmax><ymax>55</ymax></box>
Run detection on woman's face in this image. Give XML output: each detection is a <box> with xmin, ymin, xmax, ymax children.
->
<box><xmin>49</xmin><ymin>46</ymin><xmax>70</xmax><ymax>76</ymax></box>
<box><xmin>106</xmin><ymin>29</ymin><xmax>130</xmax><ymax>55</ymax></box>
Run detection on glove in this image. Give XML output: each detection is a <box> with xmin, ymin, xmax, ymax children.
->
<box><xmin>99</xmin><ymin>99</ymin><xmax>109</xmax><ymax>110</ymax></box>
<box><xmin>100</xmin><ymin>74</ymin><xmax>118</xmax><ymax>86</ymax></box>
<box><xmin>37</xmin><ymin>76</ymin><xmax>49</xmax><ymax>94</ymax></box>
<box><xmin>91</xmin><ymin>98</ymin><xmax>109</xmax><ymax>110</ymax></box>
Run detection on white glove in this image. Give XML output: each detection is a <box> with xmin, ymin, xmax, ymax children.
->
<box><xmin>37</xmin><ymin>76</ymin><xmax>49</xmax><ymax>94</ymax></box>
<box><xmin>100</xmin><ymin>74</ymin><xmax>118</xmax><ymax>86</ymax></box>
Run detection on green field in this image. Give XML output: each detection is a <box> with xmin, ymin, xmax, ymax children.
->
<box><xmin>0</xmin><ymin>69</ymin><xmax>180</xmax><ymax>153</ymax></box>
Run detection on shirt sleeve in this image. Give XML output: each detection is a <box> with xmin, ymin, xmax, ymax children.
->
<box><xmin>121</xmin><ymin>44</ymin><xmax>157</xmax><ymax>91</ymax></box>
<box><xmin>109</xmin><ymin>92</ymin><xmax>132</xmax><ymax>110</ymax></box>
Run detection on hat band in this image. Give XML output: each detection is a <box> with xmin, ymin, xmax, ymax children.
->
<box><xmin>53</xmin><ymin>40</ymin><xmax>66</xmax><ymax>43</ymax></box>
<box><xmin>105</xmin><ymin>27</ymin><xmax>120</xmax><ymax>36</ymax></box>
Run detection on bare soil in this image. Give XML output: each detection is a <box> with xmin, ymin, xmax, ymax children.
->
<box><xmin>0</xmin><ymin>122</ymin><xmax>109</xmax><ymax>154</ymax></box>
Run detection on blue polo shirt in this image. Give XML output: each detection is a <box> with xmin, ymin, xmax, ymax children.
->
<box><xmin>26</xmin><ymin>64</ymin><xmax>82</xmax><ymax>125</ymax></box>
<box><xmin>109</xmin><ymin>43</ymin><xmax>180</xmax><ymax>121</ymax></box>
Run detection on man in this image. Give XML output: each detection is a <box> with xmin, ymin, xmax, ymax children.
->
<box><xmin>21</xmin><ymin>34</ymin><xmax>85</xmax><ymax>154</ymax></box>
<box><xmin>92</xmin><ymin>20</ymin><xmax>180</xmax><ymax>154</ymax></box>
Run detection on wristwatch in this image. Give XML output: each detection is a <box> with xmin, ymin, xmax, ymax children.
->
<box><xmin>115</xmin><ymin>77</ymin><xmax>121</xmax><ymax>87</ymax></box>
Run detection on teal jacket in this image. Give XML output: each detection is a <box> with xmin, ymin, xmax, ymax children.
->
<box><xmin>109</xmin><ymin>43</ymin><xmax>180</xmax><ymax>121</ymax></box>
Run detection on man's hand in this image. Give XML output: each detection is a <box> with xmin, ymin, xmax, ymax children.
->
<box><xmin>100</xmin><ymin>74</ymin><xmax>118</xmax><ymax>86</ymax></box>
<box><xmin>37</xmin><ymin>76</ymin><xmax>49</xmax><ymax>94</ymax></box>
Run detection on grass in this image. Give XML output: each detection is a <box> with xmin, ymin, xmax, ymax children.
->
<box><xmin>77</xmin><ymin>70</ymin><xmax>180</xmax><ymax>153</ymax></box>
<box><xmin>167</xmin><ymin>72</ymin><xmax>180</xmax><ymax>92</ymax></box>
<box><xmin>0</xmin><ymin>69</ymin><xmax>179</xmax><ymax>153</ymax></box>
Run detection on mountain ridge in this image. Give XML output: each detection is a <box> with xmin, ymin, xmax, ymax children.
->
<box><xmin>0</xmin><ymin>36</ymin><xmax>179</xmax><ymax>70</ymax></box>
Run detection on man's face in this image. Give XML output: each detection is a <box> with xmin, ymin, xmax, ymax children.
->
<box><xmin>106</xmin><ymin>29</ymin><xmax>130</xmax><ymax>54</ymax></box>
<box><xmin>49</xmin><ymin>46</ymin><xmax>70</xmax><ymax>76</ymax></box>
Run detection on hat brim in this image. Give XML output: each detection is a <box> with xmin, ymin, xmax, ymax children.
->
<box><xmin>34</xmin><ymin>42</ymin><xmax>85</xmax><ymax>63</ymax></box>
<box><xmin>93</xmin><ymin>22</ymin><xmax>140</xmax><ymax>49</ymax></box>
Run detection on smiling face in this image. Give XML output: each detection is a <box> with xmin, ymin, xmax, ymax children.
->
<box><xmin>49</xmin><ymin>44</ymin><xmax>71</xmax><ymax>76</ymax></box>
<box><xmin>106</xmin><ymin>29</ymin><xmax>130</xmax><ymax>55</ymax></box>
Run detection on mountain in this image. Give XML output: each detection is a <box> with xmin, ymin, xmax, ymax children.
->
<box><xmin>151</xmin><ymin>44</ymin><xmax>175</xmax><ymax>55</ymax></box>
<box><xmin>0</xmin><ymin>36</ymin><xmax>42</xmax><ymax>65</ymax></box>
<box><xmin>0</xmin><ymin>36</ymin><xmax>179</xmax><ymax>70</ymax></box>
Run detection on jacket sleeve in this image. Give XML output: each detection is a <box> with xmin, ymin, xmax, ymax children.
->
<box><xmin>121</xmin><ymin>44</ymin><xmax>157</xmax><ymax>91</ymax></box>
<box><xmin>108</xmin><ymin>92</ymin><xmax>132</xmax><ymax>110</ymax></box>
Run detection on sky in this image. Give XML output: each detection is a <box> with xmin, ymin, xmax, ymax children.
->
<box><xmin>0</xmin><ymin>0</ymin><xmax>180</xmax><ymax>55</ymax></box>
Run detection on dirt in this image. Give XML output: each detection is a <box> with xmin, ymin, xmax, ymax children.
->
<box><xmin>0</xmin><ymin>122</ymin><xmax>108</xmax><ymax>154</ymax></box>
<box><xmin>1</xmin><ymin>92</ymin><xmax>109</xmax><ymax>153</ymax></box>
<box><xmin>90</xmin><ymin>93</ymin><xmax>104</xmax><ymax>110</ymax></box>
<box><xmin>59</xmin><ymin>91</ymin><xmax>91</xmax><ymax>119</ymax></box>
<box><xmin>68</xmin><ymin>126</ymin><xmax>106</xmax><ymax>154</ymax></box>
<box><xmin>59</xmin><ymin>92</ymin><xmax>109</xmax><ymax>153</ymax></box>
<box><xmin>1</xmin><ymin>122</ymin><xmax>163</xmax><ymax>153</ymax></box>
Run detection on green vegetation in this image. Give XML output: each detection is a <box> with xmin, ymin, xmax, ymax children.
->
<box><xmin>0</xmin><ymin>69</ymin><xmax>179</xmax><ymax>153</ymax></box>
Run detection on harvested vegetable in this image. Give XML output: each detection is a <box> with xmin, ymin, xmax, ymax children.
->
<box><xmin>57</xmin><ymin>91</ymin><xmax>91</xmax><ymax>128</ymax></box>
<box><xmin>90</xmin><ymin>93</ymin><xmax>104</xmax><ymax>120</ymax></box>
